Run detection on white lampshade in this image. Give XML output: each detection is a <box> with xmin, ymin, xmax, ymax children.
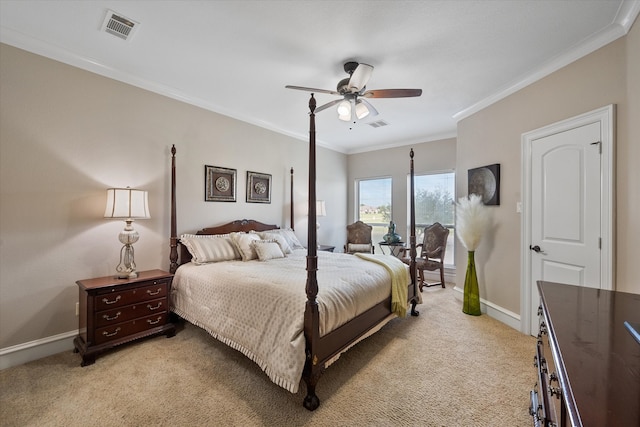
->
<box><xmin>104</xmin><ymin>187</ymin><xmax>150</xmax><ymax>219</ymax></box>
<box><xmin>316</xmin><ymin>200</ymin><xmax>326</xmax><ymax>217</ymax></box>
<box><xmin>355</xmin><ymin>99</ymin><xmax>370</xmax><ymax>119</ymax></box>
<box><xmin>337</xmin><ymin>100</ymin><xmax>352</xmax><ymax>121</ymax></box>
<box><xmin>336</xmin><ymin>100</ymin><xmax>351</xmax><ymax>116</ymax></box>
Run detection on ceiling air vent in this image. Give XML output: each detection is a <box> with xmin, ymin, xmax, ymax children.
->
<box><xmin>101</xmin><ymin>10</ymin><xmax>139</xmax><ymax>41</ymax></box>
<box><xmin>368</xmin><ymin>120</ymin><xmax>389</xmax><ymax>128</ymax></box>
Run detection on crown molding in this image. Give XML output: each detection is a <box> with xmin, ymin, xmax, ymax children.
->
<box><xmin>0</xmin><ymin>26</ymin><xmax>312</xmax><ymax>149</ymax></box>
<box><xmin>453</xmin><ymin>1</ymin><xmax>640</xmax><ymax>122</ymax></box>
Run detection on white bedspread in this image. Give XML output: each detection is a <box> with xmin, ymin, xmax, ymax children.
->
<box><xmin>171</xmin><ymin>249</ymin><xmax>407</xmax><ymax>393</ymax></box>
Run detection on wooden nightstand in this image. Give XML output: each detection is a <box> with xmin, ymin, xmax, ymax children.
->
<box><xmin>318</xmin><ymin>245</ymin><xmax>335</xmax><ymax>252</ymax></box>
<box><xmin>73</xmin><ymin>269</ymin><xmax>176</xmax><ymax>366</ymax></box>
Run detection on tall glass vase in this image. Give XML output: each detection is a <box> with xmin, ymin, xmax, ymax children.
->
<box><xmin>463</xmin><ymin>250</ymin><xmax>481</xmax><ymax>315</ymax></box>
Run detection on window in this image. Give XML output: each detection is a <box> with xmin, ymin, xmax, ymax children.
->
<box><xmin>357</xmin><ymin>177</ymin><xmax>392</xmax><ymax>245</ymax></box>
<box><xmin>410</xmin><ymin>172</ymin><xmax>456</xmax><ymax>267</ymax></box>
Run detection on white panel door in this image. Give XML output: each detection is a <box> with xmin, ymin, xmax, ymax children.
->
<box><xmin>521</xmin><ymin>105</ymin><xmax>614</xmax><ymax>337</ymax></box>
<box><xmin>529</xmin><ymin>122</ymin><xmax>602</xmax><ymax>334</ymax></box>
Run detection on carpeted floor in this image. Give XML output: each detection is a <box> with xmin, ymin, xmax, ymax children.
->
<box><xmin>0</xmin><ymin>286</ymin><xmax>536</xmax><ymax>426</ymax></box>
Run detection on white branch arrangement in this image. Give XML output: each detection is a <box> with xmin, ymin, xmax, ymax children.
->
<box><xmin>456</xmin><ymin>194</ymin><xmax>491</xmax><ymax>251</ymax></box>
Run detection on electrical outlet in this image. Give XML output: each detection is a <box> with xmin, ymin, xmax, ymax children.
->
<box><xmin>75</xmin><ymin>302</ymin><xmax>79</xmax><ymax>316</ymax></box>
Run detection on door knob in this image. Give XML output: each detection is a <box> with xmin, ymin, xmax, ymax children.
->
<box><xmin>529</xmin><ymin>245</ymin><xmax>542</xmax><ymax>253</ymax></box>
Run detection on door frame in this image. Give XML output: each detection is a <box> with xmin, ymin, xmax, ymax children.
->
<box><xmin>520</xmin><ymin>104</ymin><xmax>615</xmax><ymax>335</ymax></box>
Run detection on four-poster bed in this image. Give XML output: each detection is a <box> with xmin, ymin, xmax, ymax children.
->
<box><xmin>168</xmin><ymin>94</ymin><xmax>420</xmax><ymax>410</ymax></box>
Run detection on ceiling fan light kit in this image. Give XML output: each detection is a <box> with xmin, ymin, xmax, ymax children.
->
<box><xmin>286</xmin><ymin>61</ymin><xmax>422</xmax><ymax>123</ymax></box>
<box><xmin>355</xmin><ymin>100</ymin><xmax>370</xmax><ymax>119</ymax></box>
<box><xmin>337</xmin><ymin>100</ymin><xmax>351</xmax><ymax>116</ymax></box>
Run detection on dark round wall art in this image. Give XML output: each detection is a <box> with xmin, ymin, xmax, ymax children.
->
<box><xmin>468</xmin><ymin>163</ymin><xmax>500</xmax><ymax>205</ymax></box>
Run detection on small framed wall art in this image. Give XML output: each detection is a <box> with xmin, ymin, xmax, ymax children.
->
<box><xmin>246</xmin><ymin>171</ymin><xmax>271</xmax><ymax>203</ymax></box>
<box><xmin>205</xmin><ymin>165</ymin><xmax>237</xmax><ymax>202</ymax></box>
<box><xmin>468</xmin><ymin>163</ymin><xmax>500</xmax><ymax>205</ymax></box>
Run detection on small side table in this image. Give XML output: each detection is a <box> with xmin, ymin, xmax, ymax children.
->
<box><xmin>74</xmin><ymin>269</ymin><xmax>176</xmax><ymax>366</ymax></box>
<box><xmin>379</xmin><ymin>241</ymin><xmax>406</xmax><ymax>257</ymax></box>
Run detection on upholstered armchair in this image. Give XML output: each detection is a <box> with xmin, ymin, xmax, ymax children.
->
<box><xmin>344</xmin><ymin>221</ymin><xmax>375</xmax><ymax>254</ymax></box>
<box><xmin>402</xmin><ymin>222</ymin><xmax>449</xmax><ymax>291</ymax></box>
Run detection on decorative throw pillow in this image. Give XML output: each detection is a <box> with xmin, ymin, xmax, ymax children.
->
<box><xmin>347</xmin><ymin>243</ymin><xmax>373</xmax><ymax>253</ymax></box>
<box><xmin>268</xmin><ymin>228</ymin><xmax>304</xmax><ymax>250</ymax></box>
<box><xmin>252</xmin><ymin>240</ymin><xmax>286</xmax><ymax>261</ymax></box>
<box><xmin>258</xmin><ymin>231</ymin><xmax>292</xmax><ymax>254</ymax></box>
<box><xmin>230</xmin><ymin>232</ymin><xmax>261</xmax><ymax>261</ymax></box>
<box><xmin>180</xmin><ymin>234</ymin><xmax>240</xmax><ymax>264</ymax></box>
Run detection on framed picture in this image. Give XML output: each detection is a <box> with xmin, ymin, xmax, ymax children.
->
<box><xmin>205</xmin><ymin>165</ymin><xmax>236</xmax><ymax>202</ymax></box>
<box><xmin>468</xmin><ymin>163</ymin><xmax>500</xmax><ymax>205</ymax></box>
<box><xmin>246</xmin><ymin>171</ymin><xmax>271</xmax><ymax>203</ymax></box>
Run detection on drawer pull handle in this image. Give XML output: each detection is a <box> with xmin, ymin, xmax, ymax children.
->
<box><xmin>147</xmin><ymin>288</ymin><xmax>162</xmax><ymax>296</ymax></box>
<box><xmin>538</xmin><ymin>321</ymin><xmax>547</xmax><ymax>336</ymax></box>
<box><xmin>147</xmin><ymin>317</ymin><xmax>162</xmax><ymax>325</ymax></box>
<box><xmin>103</xmin><ymin>327</ymin><xmax>121</xmax><ymax>337</ymax></box>
<box><xmin>147</xmin><ymin>302</ymin><xmax>162</xmax><ymax>311</ymax></box>
<box><xmin>102</xmin><ymin>312</ymin><xmax>121</xmax><ymax>321</ymax></box>
<box><xmin>102</xmin><ymin>295</ymin><xmax>121</xmax><ymax>305</ymax></box>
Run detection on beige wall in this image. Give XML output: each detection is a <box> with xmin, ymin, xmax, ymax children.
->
<box><xmin>0</xmin><ymin>44</ymin><xmax>347</xmax><ymax>349</ymax></box>
<box><xmin>2</xmin><ymin>16</ymin><xmax>638</xmax><ymax>353</ymax></box>
<box><xmin>623</xmin><ymin>10</ymin><xmax>640</xmax><ymax>292</ymax></box>
<box><xmin>456</xmin><ymin>17</ymin><xmax>640</xmax><ymax>315</ymax></box>
<box><xmin>347</xmin><ymin>139</ymin><xmax>457</xmax><ymax>243</ymax></box>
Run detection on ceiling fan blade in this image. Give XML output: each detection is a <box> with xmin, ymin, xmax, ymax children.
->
<box><xmin>315</xmin><ymin>98</ymin><xmax>343</xmax><ymax>113</ymax></box>
<box><xmin>347</xmin><ymin>63</ymin><xmax>373</xmax><ymax>92</ymax></box>
<box><xmin>360</xmin><ymin>99</ymin><xmax>378</xmax><ymax>117</ymax></box>
<box><xmin>362</xmin><ymin>88</ymin><xmax>422</xmax><ymax>98</ymax></box>
<box><xmin>285</xmin><ymin>85</ymin><xmax>339</xmax><ymax>96</ymax></box>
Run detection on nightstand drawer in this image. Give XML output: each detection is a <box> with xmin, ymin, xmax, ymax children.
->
<box><xmin>95</xmin><ymin>280</ymin><xmax>169</xmax><ymax>311</ymax></box>
<box><xmin>94</xmin><ymin>312</ymin><xmax>168</xmax><ymax>345</ymax></box>
<box><xmin>95</xmin><ymin>297</ymin><xmax>168</xmax><ymax>328</ymax></box>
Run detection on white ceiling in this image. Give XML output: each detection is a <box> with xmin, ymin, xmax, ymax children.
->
<box><xmin>1</xmin><ymin>1</ymin><xmax>638</xmax><ymax>154</ymax></box>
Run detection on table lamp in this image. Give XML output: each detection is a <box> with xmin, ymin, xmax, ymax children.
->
<box><xmin>104</xmin><ymin>187</ymin><xmax>150</xmax><ymax>278</ymax></box>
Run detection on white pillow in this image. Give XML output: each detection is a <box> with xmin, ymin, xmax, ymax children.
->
<box><xmin>180</xmin><ymin>234</ymin><xmax>240</xmax><ymax>264</ymax></box>
<box><xmin>252</xmin><ymin>240</ymin><xmax>286</xmax><ymax>261</ymax></box>
<box><xmin>230</xmin><ymin>232</ymin><xmax>261</xmax><ymax>261</ymax></box>
<box><xmin>347</xmin><ymin>243</ymin><xmax>373</xmax><ymax>253</ymax></box>
<box><xmin>258</xmin><ymin>231</ymin><xmax>292</xmax><ymax>254</ymax></box>
<box><xmin>268</xmin><ymin>228</ymin><xmax>304</xmax><ymax>250</ymax></box>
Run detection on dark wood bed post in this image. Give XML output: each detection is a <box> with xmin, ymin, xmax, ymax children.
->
<box><xmin>290</xmin><ymin>167</ymin><xmax>294</xmax><ymax>230</ymax></box>
<box><xmin>169</xmin><ymin>144</ymin><xmax>178</xmax><ymax>274</ymax></box>
<box><xmin>409</xmin><ymin>148</ymin><xmax>419</xmax><ymax>316</ymax></box>
<box><xmin>303</xmin><ymin>94</ymin><xmax>322</xmax><ymax>411</ymax></box>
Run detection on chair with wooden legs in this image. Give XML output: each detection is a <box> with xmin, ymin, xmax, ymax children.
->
<box><xmin>401</xmin><ymin>222</ymin><xmax>449</xmax><ymax>291</ymax></box>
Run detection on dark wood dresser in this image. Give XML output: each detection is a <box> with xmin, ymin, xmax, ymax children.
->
<box><xmin>73</xmin><ymin>269</ymin><xmax>176</xmax><ymax>366</ymax></box>
<box><xmin>531</xmin><ymin>281</ymin><xmax>640</xmax><ymax>426</ymax></box>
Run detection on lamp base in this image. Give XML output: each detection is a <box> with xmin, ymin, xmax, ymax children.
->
<box><xmin>116</xmin><ymin>243</ymin><xmax>138</xmax><ymax>280</ymax></box>
<box><xmin>116</xmin><ymin>271</ymin><xmax>138</xmax><ymax>280</ymax></box>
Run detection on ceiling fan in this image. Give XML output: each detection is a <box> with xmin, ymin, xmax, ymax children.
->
<box><xmin>286</xmin><ymin>61</ymin><xmax>422</xmax><ymax>122</ymax></box>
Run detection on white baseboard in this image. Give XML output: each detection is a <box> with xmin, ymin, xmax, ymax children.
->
<box><xmin>0</xmin><ymin>330</ymin><xmax>77</xmax><ymax>370</ymax></box>
<box><xmin>451</xmin><ymin>286</ymin><xmax>521</xmax><ymax>331</ymax></box>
